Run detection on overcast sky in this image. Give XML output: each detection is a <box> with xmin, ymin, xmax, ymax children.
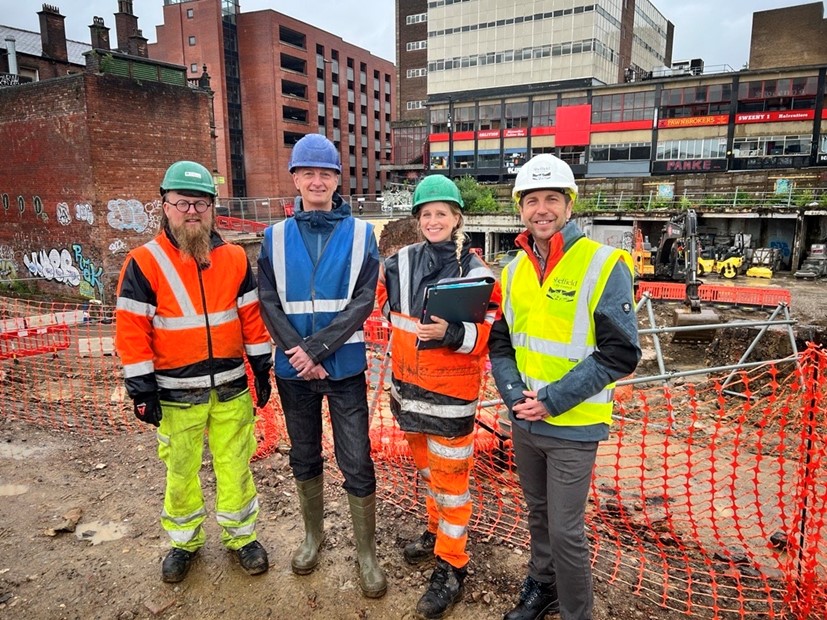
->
<box><xmin>0</xmin><ymin>0</ymin><xmax>818</xmax><ymax>68</ymax></box>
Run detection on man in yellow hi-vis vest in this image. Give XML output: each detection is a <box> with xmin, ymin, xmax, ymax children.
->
<box><xmin>489</xmin><ymin>154</ymin><xmax>640</xmax><ymax>620</ymax></box>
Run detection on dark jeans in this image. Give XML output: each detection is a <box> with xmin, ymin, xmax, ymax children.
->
<box><xmin>275</xmin><ymin>372</ymin><xmax>376</xmax><ymax>497</ymax></box>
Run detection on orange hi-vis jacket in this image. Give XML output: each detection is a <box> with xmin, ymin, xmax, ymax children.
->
<box><xmin>377</xmin><ymin>241</ymin><xmax>501</xmax><ymax>437</ymax></box>
<box><xmin>115</xmin><ymin>229</ymin><xmax>272</xmax><ymax>404</ymax></box>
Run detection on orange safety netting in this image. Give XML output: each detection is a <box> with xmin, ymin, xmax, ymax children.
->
<box><xmin>0</xmin><ymin>297</ymin><xmax>825</xmax><ymax>619</ymax></box>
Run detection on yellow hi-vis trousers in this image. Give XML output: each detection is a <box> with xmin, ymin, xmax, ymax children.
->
<box><xmin>406</xmin><ymin>432</ymin><xmax>474</xmax><ymax>569</ymax></box>
<box><xmin>157</xmin><ymin>390</ymin><xmax>259</xmax><ymax>552</ymax></box>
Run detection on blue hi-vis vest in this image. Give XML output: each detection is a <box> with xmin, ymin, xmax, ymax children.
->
<box><xmin>269</xmin><ymin>217</ymin><xmax>370</xmax><ymax>380</ymax></box>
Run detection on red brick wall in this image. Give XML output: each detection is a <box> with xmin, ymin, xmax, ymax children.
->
<box><xmin>0</xmin><ymin>73</ymin><xmax>213</xmax><ymax>302</ymax></box>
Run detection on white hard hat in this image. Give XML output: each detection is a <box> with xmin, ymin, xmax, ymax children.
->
<box><xmin>512</xmin><ymin>154</ymin><xmax>578</xmax><ymax>202</ymax></box>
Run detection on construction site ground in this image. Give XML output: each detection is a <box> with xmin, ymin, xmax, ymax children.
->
<box><xmin>0</xmin><ymin>273</ymin><xmax>825</xmax><ymax>620</ymax></box>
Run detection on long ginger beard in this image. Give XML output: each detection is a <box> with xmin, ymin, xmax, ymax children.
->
<box><xmin>168</xmin><ymin>216</ymin><xmax>214</xmax><ymax>268</ymax></box>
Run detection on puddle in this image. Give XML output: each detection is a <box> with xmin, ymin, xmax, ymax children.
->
<box><xmin>0</xmin><ymin>443</ymin><xmax>44</xmax><ymax>460</ymax></box>
<box><xmin>0</xmin><ymin>484</ymin><xmax>29</xmax><ymax>496</ymax></box>
<box><xmin>75</xmin><ymin>520</ymin><xmax>129</xmax><ymax>545</ymax></box>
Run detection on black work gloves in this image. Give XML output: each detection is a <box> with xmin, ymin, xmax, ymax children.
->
<box><xmin>254</xmin><ymin>371</ymin><xmax>272</xmax><ymax>408</ymax></box>
<box><xmin>133</xmin><ymin>392</ymin><xmax>162</xmax><ymax>427</ymax></box>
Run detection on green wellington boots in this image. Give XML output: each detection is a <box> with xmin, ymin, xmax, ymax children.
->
<box><xmin>348</xmin><ymin>493</ymin><xmax>387</xmax><ymax>598</ymax></box>
<box><xmin>292</xmin><ymin>475</ymin><xmax>325</xmax><ymax>575</ymax></box>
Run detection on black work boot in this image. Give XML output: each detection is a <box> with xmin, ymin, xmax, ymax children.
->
<box><xmin>502</xmin><ymin>575</ymin><xmax>559</xmax><ymax>620</ymax></box>
<box><xmin>161</xmin><ymin>547</ymin><xmax>197</xmax><ymax>583</ymax></box>
<box><xmin>415</xmin><ymin>558</ymin><xmax>467</xmax><ymax>619</ymax></box>
<box><xmin>404</xmin><ymin>530</ymin><xmax>437</xmax><ymax>565</ymax></box>
<box><xmin>236</xmin><ymin>540</ymin><xmax>269</xmax><ymax>575</ymax></box>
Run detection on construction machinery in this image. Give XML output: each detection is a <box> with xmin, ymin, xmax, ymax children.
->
<box><xmin>794</xmin><ymin>243</ymin><xmax>827</xmax><ymax>279</ymax></box>
<box><xmin>747</xmin><ymin>247</ymin><xmax>783</xmax><ymax>279</ymax></box>
<box><xmin>652</xmin><ymin>210</ymin><xmax>720</xmax><ymax>342</ymax></box>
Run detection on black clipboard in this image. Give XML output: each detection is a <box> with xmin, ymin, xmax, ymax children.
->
<box><xmin>417</xmin><ymin>276</ymin><xmax>495</xmax><ymax>349</ymax></box>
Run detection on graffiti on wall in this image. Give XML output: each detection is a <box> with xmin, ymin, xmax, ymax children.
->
<box><xmin>75</xmin><ymin>203</ymin><xmax>94</xmax><ymax>225</ymax></box>
<box><xmin>56</xmin><ymin>202</ymin><xmax>72</xmax><ymax>226</ymax></box>
<box><xmin>0</xmin><ymin>245</ymin><xmax>17</xmax><ymax>284</ymax></box>
<box><xmin>23</xmin><ymin>248</ymin><xmax>81</xmax><ymax>287</ymax></box>
<box><xmin>71</xmin><ymin>244</ymin><xmax>103</xmax><ymax>297</ymax></box>
<box><xmin>109</xmin><ymin>239</ymin><xmax>127</xmax><ymax>254</ymax></box>
<box><xmin>107</xmin><ymin>198</ymin><xmax>161</xmax><ymax>233</ymax></box>
<box><xmin>21</xmin><ymin>244</ymin><xmax>104</xmax><ymax>298</ymax></box>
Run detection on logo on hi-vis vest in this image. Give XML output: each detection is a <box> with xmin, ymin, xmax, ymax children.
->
<box><xmin>546</xmin><ymin>288</ymin><xmax>576</xmax><ymax>302</ymax></box>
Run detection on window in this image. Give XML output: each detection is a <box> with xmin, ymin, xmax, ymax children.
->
<box><xmin>188</xmin><ymin>36</ymin><xmax>196</xmax><ymax>46</ymax></box>
<box><xmin>737</xmin><ymin>77</ymin><xmax>818</xmax><ymax>113</ymax></box>
<box><xmin>589</xmin><ymin>142</ymin><xmax>651</xmax><ymax>161</ymax></box>
<box><xmin>505</xmin><ymin>101</ymin><xmax>529</xmax><ymax>128</ymax></box>
<box><xmin>478</xmin><ymin>103</ymin><xmax>502</xmax><ymax>130</ymax></box>
<box><xmin>186</xmin><ymin>8</ymin><xmax>194</xmax><ymax>18</ymax></box>
<box><xmin>592</xmin><ymin>91</ymin><xmax>656</xmax><ymax>123</ymax></box>
<box><xmin>532</xmin><ymin>99</ymin><xmax>557</xmax><ymax>127</ymax></box>
<box><xmin>732</xmin><ymin>135</ymin><xmax>812</xmax><ymax>158</ymax></box>
<box><xmin>406</xmin><ymin>40</ymin><xmax>427</xmax><ymax>52</ymax></box>
<box><xmin>406</xmin><ymin>68</ymin><xmax>428</xmax><ymax>78</ymax></box>
<box><xmin>660</xmin><ymin>84</ymin><xmax>732</xmax><ymax>118</ymax></box>
<box><xmin>190</xmin><ymin>63</ymin><xmax>198</xmax><ymax>73</ymax></box>
<box><xmin>407</xmin><ymin>100</ymin><xmax>426</xmax><ymax>110</ymax></box>
<box><xmin>656</xmin><ymin>138</ymin><xmax>727</xmax><ymax>160</ymax></box>
<box><xmin>406</xmin><ymin>13</ymin><xmax>427</xmax><ymax>25</ymax></box>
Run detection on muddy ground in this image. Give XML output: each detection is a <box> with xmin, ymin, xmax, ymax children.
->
<box><xmin>1</xmin><ymin>266</ymin><xmax>825</xmax><ymax>619</ymax></box>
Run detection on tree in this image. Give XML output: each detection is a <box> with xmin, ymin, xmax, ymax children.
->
<box><xmin>455</xmin><ymin>176</ymin><xmax>499</xmax><ymax>212</ymax></box>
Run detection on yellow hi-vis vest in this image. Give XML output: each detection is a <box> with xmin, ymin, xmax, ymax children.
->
<box><xmin>501</xmin><ymin>238</ymin><xmax>632</xmax><ymax>428</ymax></box>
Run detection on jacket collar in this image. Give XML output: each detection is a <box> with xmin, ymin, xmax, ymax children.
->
<box><xmin>514</xmin><ymin>220</ymin><xmax>584</xmax><ymax>280</ymax></box>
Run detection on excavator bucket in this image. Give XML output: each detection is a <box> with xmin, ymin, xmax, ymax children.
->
<box><xmin>672</xmin><ymin>306</ymin><xmax>719</xmax><ymax>343</ymax></box>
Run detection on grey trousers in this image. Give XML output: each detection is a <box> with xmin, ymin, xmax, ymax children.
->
<box><xmin>512</xmin><ymin>423</ymin><xmax>599</xmax><ymax>620</ymax></box>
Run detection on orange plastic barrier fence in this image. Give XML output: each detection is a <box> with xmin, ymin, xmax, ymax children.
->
<box><xmin>637</xmin><ymin>282</ymin><xmax>792</xmax><ymax>308</ymax></box>
<box><xmin>215</xmin><ymin>215</ymin><xmax>269</xmax><ymax>234</ymax></box>
<box><xmin>1</xmin><ymin>295</ymin><xmax>825</xmax><ymax>619</ymax></box>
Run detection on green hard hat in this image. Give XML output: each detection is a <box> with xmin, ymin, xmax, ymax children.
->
<box><xmin>412</xmin><ymin>175</ymin><xmax>464</xmax><ymax>215</ymax></box>
<box><xmin>160</xmin><ymin>161</ymin><xmax>216</xmax><ymax>197</ymax></box>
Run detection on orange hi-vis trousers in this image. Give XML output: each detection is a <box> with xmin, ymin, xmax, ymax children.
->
<box><xmin>405</xmin><ymin>431</ymin><xmax>474</xmax><ymax>569</ymax></box>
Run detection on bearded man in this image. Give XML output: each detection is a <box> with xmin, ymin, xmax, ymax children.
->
<box><xmin>115</xmin><ymin>161</ymin><xmax>274</xmax><ymax>583</ymax></box>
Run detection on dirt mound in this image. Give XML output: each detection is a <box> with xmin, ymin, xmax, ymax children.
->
<box><xmin>378</xmin><ymin>217</ymin><xmax>418</xmax><ymax>258</ymax></box>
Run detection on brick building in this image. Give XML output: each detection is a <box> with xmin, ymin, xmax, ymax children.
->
<box><xmin>149</xmin><ymin>0</ymin><xmax>396</xmax><ymax>200</ymax></box>
<box><xmin>0</xmin><ymin>56</ymin><xmax>214</xmax><ymax>302</ymax></box>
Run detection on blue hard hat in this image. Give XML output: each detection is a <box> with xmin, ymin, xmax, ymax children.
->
<box><xmin>288</xmin><ymin>134</ymin><xmax>342</xmax><ymax>173</ymax></box>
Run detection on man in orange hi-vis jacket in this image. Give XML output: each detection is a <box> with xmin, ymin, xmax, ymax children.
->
<box><xmin>115</xmin><ymin>161</ymin><xmax>273</xmax><ymax>584</ymax></box>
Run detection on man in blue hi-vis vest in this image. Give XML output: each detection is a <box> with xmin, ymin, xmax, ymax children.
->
<box><xmin>257</xmin><ymin>134</ymin><xmax>386</xmax><ymax>599</ymax></box>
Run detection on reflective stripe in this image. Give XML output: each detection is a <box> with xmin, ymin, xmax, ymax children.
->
<box><xmin>456</xmin><ymin>321</ymin><xmax>477</xmax><ymax>354</ymax></box>
<box><xmin>465</xmin><ymin>265</ymin><xmax>492</xmax><ymax>279</ymax></box>
<box><xmin>216</xmin><ymin>497</ymin><xmax>259</xmax><ymax>523</ymax></box>
<box><xmin>245</xmin><ymin>342</ymin><xmax>272</xmax><ymax>357</ymax></box>
<box><xmin>511</xmin><ymin>332</ymin><xmax>595</xmax><ymax>361</ymax></box>
<box><xmin>438</xmin><ymin>519</ymin><xmax>467</xmax><ymax>539</ymax></box>
<box><xmin>390</xmin><ymin>314</ymin><xmax>417</xmax><ymax>333</ymax></box>
<box><xmin>237</xmin><ymin>289</ymin><xmax>259</xmax><ymax>308</ymax></box>
<box><xmin>392</xmin><ymin>383</ymin><xmax>477</xmax><ymax>419</ymax></box>
<box><xmin>433</xmin><ymin>491</ymin><xmax>471</xmax><ymax>508</ymax></box>
<box><xmin>271</xmin><ymin>224</ymin><xmax>289</xmax><ymax>304</ymax></box>
<box><xmin>348</xmin><ymin>220</ymin><xmax>368</xmax><ymax>299</ymax></box>
<box><xmin>344</xmin><ymin>331</ymin><xmax>365</xmax><ymax>344</ymax></box>
<box><xmin>153</xmin><ymin>308</ymin><xmax>238</xmax><ymax>330</ymax></box>
<box><xmin>572</xmin><ymin>245</ymin><xmax>614</xmax><ymax>348</ymax></box>
<box><xmin>162</xmin><ymin>506</ymin><xmax>207</xmax><ymax>526</ymax></box>
<box><xmin>503</xmin><ymin>256</ymin><xmax>521</xmax><ymax>327</ymax></box>
<box><xmin>427</xmin><ymin>437</ymin><xmax>474</xmax><ymax>459</ymax></box>
<box><xmin>398</xmin><ymin>245</ymin><xmax>413</xmax><ymax>317</ymax></box>
<box><xmin>123</xmin><ymin>360</ymin><xmax>154</xmax><ymax>378</ymax></box>
<box><xmin>145</xmin><ymin>240</ymin><xmax>197</xmax><ymax>315</ymax></box>
<box><xmin>418</xmin><ymin>467</ymin><xmax>431</xmax><ymax>481</ymax></box>
<box><xmin>223</xmin><ymin>522</ymin><xmax>256</xmax><ymax>538</ymax></box>
<box><xmin>282</xmin><ymin>299</ymin><xmax>348</xmax><ymax>314</ymax></box>
<box><xmin>156</xmin><ymin>365</ymin><xmax>247</xmax><ymax>389</ymax></box>
<box><xmin>168</xmin><ymin>528</ymin><xmax>200</xmax><ymax>544</ymax></box>
<box><xmin>117</xmin><ymin>296</ymin><xmax>156</xmax><ymax>318</ymax></box>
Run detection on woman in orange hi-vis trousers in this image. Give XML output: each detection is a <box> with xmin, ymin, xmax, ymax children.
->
<box><xmin>376</xmin><ymin>175</ymin><xmax>500</xmax><ymax>620</ymax></box>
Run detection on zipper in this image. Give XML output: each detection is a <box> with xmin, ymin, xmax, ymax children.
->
<box><xmin>197</xmin><ymin>264</ymin><xmax>216</xmax><ymax>390</ymax></box>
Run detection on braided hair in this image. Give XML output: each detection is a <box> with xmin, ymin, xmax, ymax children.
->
<box><xmin>452</xmin><ymin>207</ymin><xmax>466</xmax><ymax>276</ymax></box>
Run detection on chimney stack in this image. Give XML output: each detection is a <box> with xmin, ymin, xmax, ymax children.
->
<box><xmin>38</xmin><ymin>4</ymin><xmax>68</xmax><ymax>63</ymax></box>
<box><xmin>89</xmin><ymin>16</ymin><xmax>111</xmax><ymax>51</ymax></box>
<box><xmin>128</xmin><ymin>29</ymin><xmax>148</xmax><ymax>58</ymax></box>
<box><xmin>114</xmin><ymin>0</ymin><xmax>139</xmax><ymax>53</ymax></box>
